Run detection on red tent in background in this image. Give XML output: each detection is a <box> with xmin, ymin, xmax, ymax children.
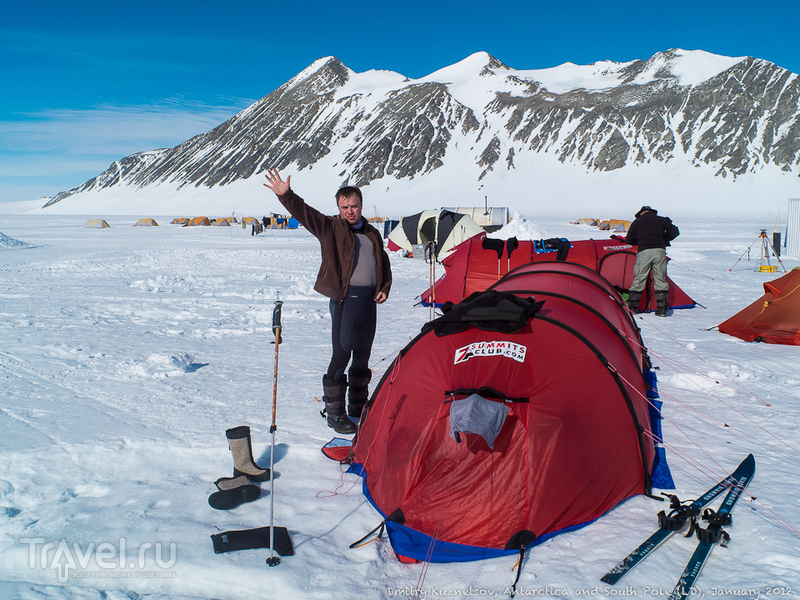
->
<box><xmin>719</xmin><ymin>268</ymin><xmax>800</xmax><ymax>345</ymax></box>
<box><xmin>421</xmin><ymin>232</ymin><xmax>695</xmax><ymax>313</ymax></box>
<box><xmin>350</xmin><ymin>261</ymin><xmax>672</xmax><ymax>565</ymax></box>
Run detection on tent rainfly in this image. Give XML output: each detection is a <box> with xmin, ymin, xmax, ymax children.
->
<box><xmin>387</xmin><ymin>210</ymin><xmax>484</xmax><ymax>257</ymax></box>
<box><xmin>183</xmin><ymin>217</ymin><xmax>211</xmax><ymax>227</ymax></box>
<box><xmin>350</xmin><ymin>261</ymin><xmax>672</xmax><ymax>565</ymax></box>
<box><xmin>134</xmin><ymin>218</ymin><xmax>159</xmax><ymax>227</ymax></box>
<box><xmin>719</xmin><ymin>268</ymin><xmax>800</xmax><ymax>345</ymax></box>
<box><xmin>421</xmin><ymin>232</ymin><xmax>695</xmax><ymax>314</ymax></box>
<box><xmin>84</xmin><ymin>219</ymin><xmax>110</xmax><ymax>229</ymax></box>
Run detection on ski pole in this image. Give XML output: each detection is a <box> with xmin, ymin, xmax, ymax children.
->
<box><xmin>267</xmin><ymin>300</ymin><xmax>283</xmax><ymax>567</ymax></box>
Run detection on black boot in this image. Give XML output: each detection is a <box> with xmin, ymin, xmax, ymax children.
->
<box><xmin>627</xmin><ymin>290</ymin><xmax>643</xmax><ymax>313</ymax></box>
<box><xmin>322</xmin><ymin>375</ymin><xmax>356</xmax><ymax>435</ymax></box>
<box><xmin>208</xmin><ymin>475</ymin><xmax>261</xmax><ymax>510</ymax></box>
<box><xmin>347</xmin><ymin>367</ymin><xmax>372</xmax><ymax>418</ymax></box>
<box><xmin>655</xmin><ymin>290</ymin><xmax>670</xmax><ymax>317</ymax></box>
<box><xmin>225</xmin><ymin>426</ymin><xmax>270</xmax><ymax>482</ymax></box>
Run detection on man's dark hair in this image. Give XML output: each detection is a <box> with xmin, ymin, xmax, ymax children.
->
<box><xmin>335</xmin><ymin>186</ymin><xmax>363</xmax><ymax>205</ymax></box>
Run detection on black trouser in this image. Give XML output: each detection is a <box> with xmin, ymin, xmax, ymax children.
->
<box><xmin>326</xmin><ymin>286</ymin><xmax>376</xmax><ymax>380</ymax></box>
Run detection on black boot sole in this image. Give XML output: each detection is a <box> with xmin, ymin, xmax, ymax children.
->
<box><xmin>208</xmin><ymin>484</ymin><xmax>261</xmax><ymax>510</ymax></box>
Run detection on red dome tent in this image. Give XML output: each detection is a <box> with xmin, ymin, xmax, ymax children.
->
<box><xmin>350</xmin><ymin>262</ymin><xmax>672</xmax><ymax>565</ymax></box>
<box><xmin>421</xmin><ymin>232</ymin><xmax>695</xmax><ymax>313</ymax></box>
<box><xmin>718</xmin><ymin>268</ymin><xmax>800</xmax><ymax>345</ymax></box>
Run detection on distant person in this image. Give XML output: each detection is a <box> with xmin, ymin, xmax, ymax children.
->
<box><xmin>625</xmin><ymin>206</ymin><xmax>679</xmax><ymax>317</ymax></box>
<box><xmin>263</xmin><ymin>169</ymin><xmax>392</xmax><ymax>434</ymax></box>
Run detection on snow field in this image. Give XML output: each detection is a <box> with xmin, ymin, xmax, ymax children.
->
<box><xmin>0</xmin><ymin>215</ymin><xmax>798</xmax><ymax>599</ymax></box>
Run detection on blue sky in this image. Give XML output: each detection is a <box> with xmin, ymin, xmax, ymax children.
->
<box><xmin>2</xmin><ymin>0</ymin><xmax>798</xmax><ymax>206</ymax></box>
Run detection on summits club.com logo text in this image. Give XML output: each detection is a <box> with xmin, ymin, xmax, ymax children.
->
<box><xmin>454</xmin><ymin>341</ymin><xmax>527</xmax><ymax>365</ymax></box>
<box><xmin>21</xmin><ymin>537</ymin><xmax>177</xmax><ymax>583</ymax></box>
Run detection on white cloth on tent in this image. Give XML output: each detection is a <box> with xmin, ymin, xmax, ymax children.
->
<box><xmin>449</xmin><ymin>393</ymin><xmax>509</xmax><ymax>448</ymax></box>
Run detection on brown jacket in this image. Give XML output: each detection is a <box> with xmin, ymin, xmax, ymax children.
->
<box><xmin>277</xmin><ymin>190</ymin><xmax>392</xmax><ymax>301</ymax></box>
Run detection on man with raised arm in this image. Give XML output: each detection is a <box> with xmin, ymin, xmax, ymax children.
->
<box><xmin>264</xmin><ymin>169</ymin><xmax>392</xmax><ymax>434</ymax></box>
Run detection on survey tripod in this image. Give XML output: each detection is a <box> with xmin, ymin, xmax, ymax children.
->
<box><xmin>729</xmin><ymin>229</ymin><xmax>786</xmax><ymax>273</ymax></box>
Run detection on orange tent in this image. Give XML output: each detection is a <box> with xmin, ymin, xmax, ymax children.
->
<box><xmin>719</xmin><ymin>268</ymin><xmax>800</xmax><ymax>345</ymax></box>
<box><xmin>184</xmin><ymin>217</ymin><xmax>211</xmax><ymax>227</ymax></box>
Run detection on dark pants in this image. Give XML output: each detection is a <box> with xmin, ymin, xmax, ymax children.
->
<box><xmin>326</xmin><ymin>286</ymin><xmax>376</xmax><ymax>380</ymax></box>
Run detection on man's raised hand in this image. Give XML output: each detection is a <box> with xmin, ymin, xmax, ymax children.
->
<box><xmin>264</xmin><ymin>169</ymin><xmax>291</xmax><ymax>196</ymax></box>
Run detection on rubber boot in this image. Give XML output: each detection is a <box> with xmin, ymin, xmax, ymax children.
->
<box><xmin>225</xmin><ymin>426</ymin><xmax>270</xmax><ymax>482</ymax></box>
<box><xmin>322</xmin><ymin>374</ymin><xmax>356</xmax><ymax>435</ymax></box>
<box><xmin>347</xmin><ymin>367</ymin><xmax>372</xmax><ymax>418</ymax></box>
<box><xmin>626</xmin><ymin>290</ymin><xmax>642</xmax><ymax>313</ymax></box>
<box><xmin>655</xmin><ymin>290</ymin><xmax>670</xmax><ymax>317</ymax></box>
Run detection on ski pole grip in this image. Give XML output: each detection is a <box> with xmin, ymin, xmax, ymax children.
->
<box><xmin>272</xmin><ymin>301</ymin><xmax>283</xmax><ymax>344</ymax></box>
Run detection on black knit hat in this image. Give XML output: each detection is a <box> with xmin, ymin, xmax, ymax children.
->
<box><xmin>635</xmin><ymin>206</ymin><xmax>655</xmax><ymax>218</ymax></box>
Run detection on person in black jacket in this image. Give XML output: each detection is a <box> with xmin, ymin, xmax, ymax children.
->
<box><xmin>624</xmin><ymin>206</ymin><xmax>679</xmax><ymax>317</ymax></box>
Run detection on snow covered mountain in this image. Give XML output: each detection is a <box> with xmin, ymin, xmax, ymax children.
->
<box><xmin>41</xmin><ymin>50</ymin><xmax>800</xmax><ymax>218</ymax></box>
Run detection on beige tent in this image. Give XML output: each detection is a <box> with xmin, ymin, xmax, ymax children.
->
<box><xmin>241</xmin><ymin>217</ymin><xmax>260</xmax><ymax>225</ymax></box>
<box><xmin>84</xmin><ymin>219</ymin><xmax>110</xmax><ymax>229</ymax></box>
<box><xmin>609</xmin><ymin>219</ymin><xmax>631</xmax><ymax>232</ymax></box>
<box><xmin>184</xmin><ymin>217</ymin><xmax>211</xmax><ymax>227</ymax></box>
<box><xmin>134</xmin><ymin>218</ymin><xmax>159</xmax><ymax>227</ymax></box>
<box><xmin>574</xmin><ymin>218</ymin><xmax>598</xmax><ymax>226</ymax></box>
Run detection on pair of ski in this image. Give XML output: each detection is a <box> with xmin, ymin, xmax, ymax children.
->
<box><xmin>601</xmin><ymin>454</ymin><xmax>755</xmax><ymax>600</ymax></box>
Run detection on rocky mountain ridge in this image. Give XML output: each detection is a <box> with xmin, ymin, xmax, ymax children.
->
<box><xmin>44</xmin><ymin>49</ymin><xmax>800</xmax><ymax>209</ymax></box>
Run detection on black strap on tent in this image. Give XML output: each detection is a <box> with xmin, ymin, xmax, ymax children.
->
<box><xmin>349</xmin><ymin>508</ymin><xmax>405</xmax><ymax>549</ymax></box>
<box><xmin>349</xmin><ymin>521</ymin><xmax>386</xmax><ymax>549</ymax></box>
<box><xmin>423</xmin><ymin>290</ymin><xmax>544</xmax><ymax>337</ymax></box>
<box><xmin>505</xmin><ymin>530</ymin><xmax>536</xmax><ymax>598</ymax></box>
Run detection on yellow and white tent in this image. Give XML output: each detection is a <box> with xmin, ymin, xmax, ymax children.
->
<box><xmin>184</xmin><ymin>217</ymin><xmax>211</xmax><ymax>227</ymax></box>
<box><xmin>84</xmin><ymin>219</ymin><xmax>110</xmax><ymax>229</ymax></box>
<box><xmin>134</xmin><ymin>218</ymin><xmax>159</xmax><ymax>227</ymax></box>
